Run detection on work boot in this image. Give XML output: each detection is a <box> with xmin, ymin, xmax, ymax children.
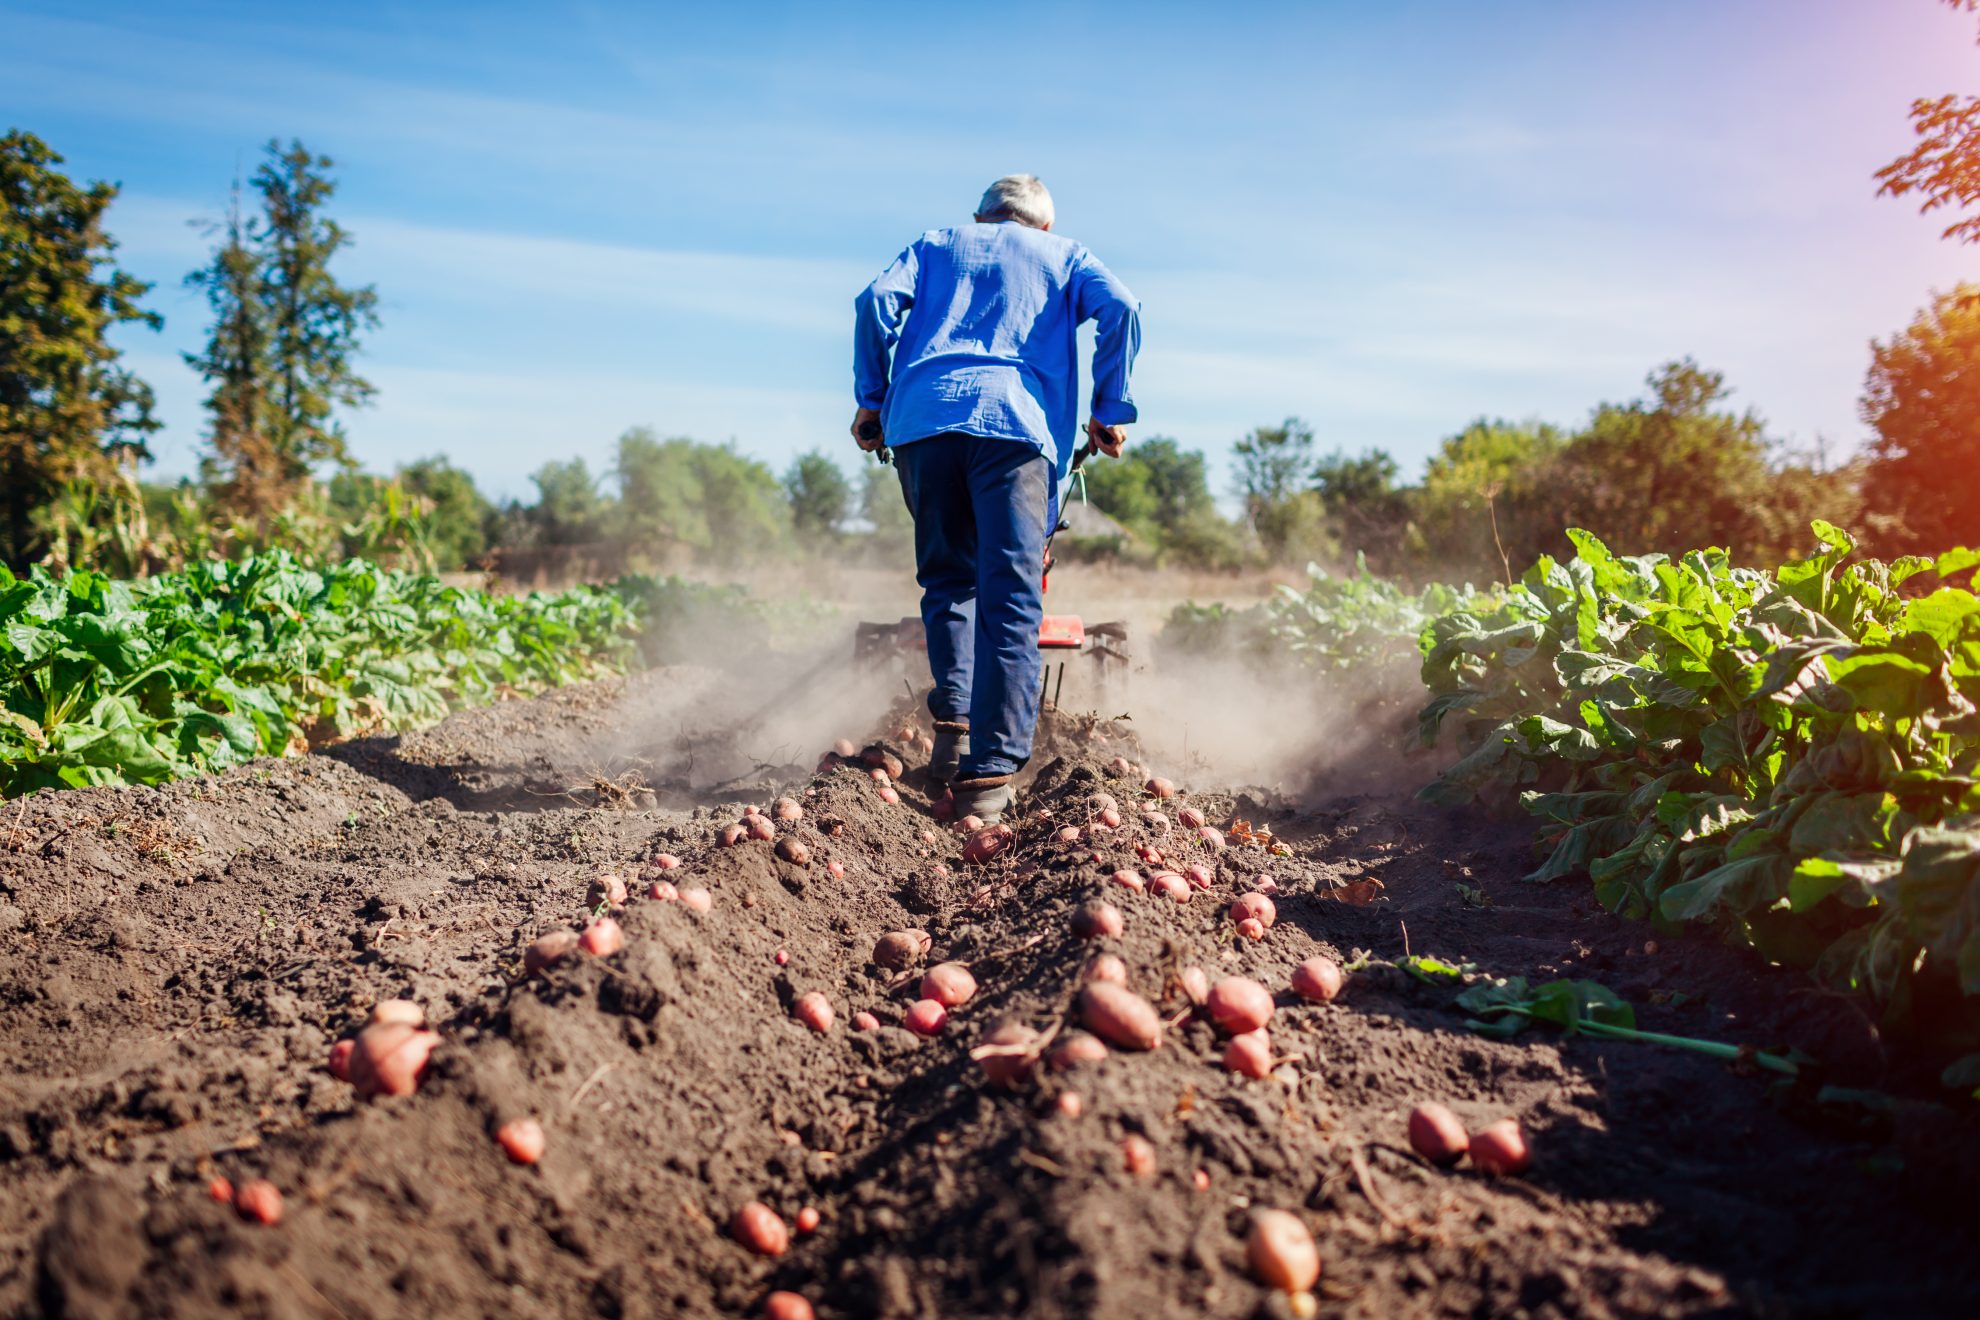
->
<box><xmin>952</xmin><ymin>774</ymin><xmax>1014</xmax><ymax>825</ymax></box>
<box><xmin>930</xmin><ymin>721</ymin><xmax>969</xmax><ymax>784</ymax></box>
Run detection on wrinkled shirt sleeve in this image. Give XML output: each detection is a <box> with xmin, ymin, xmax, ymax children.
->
<box><xmin>1072</xmin><ymin>251</ymin><xmax>1141</xmax><ymax>427</ymax></box>
<box><xmin>853</xmin><ymin>242</ymin><xmax>919</xmax><ymax>409</ymax></box>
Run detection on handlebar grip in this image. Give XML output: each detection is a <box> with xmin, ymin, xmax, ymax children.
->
<box><xmin>857</xmin><ymin>421</ymin><xmax>882</xmax><ymax>441</ymax></box>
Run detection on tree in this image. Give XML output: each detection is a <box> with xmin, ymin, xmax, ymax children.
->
<box><xmin>1313</xmin><ymin>447</ymin><xmax>1412</xmax><ymax>569</ymax></box>
<box><xmin>1415</xmin><ymin>419</ymin><xmax>1566</xmax><ymax>578</ymax></box>
<box><xmin>529</xmin><ymin>458</ymin><xmax>604</xmax><ymax>545</ymax></box>
<box><xmin>858</xmin><ymin>459</ymin><xmax>915</xmax><ymax>559</ymax></box>
<box><xmin>1860</xmin><ymin>285</ymin><xmax>1980</xmax><ymax>552</ymax></box>
<box><xmin>1878</xmin><ymin>1</ymin><xmax>1980</xmax><ymax>243</ymax></box>
<box><xmin>611</xmin><ymin>429</ymin><xmax>791</xmax><ymax>561</ymax></box>
<box><xmin>187</xmin><ymin>140</ymin><xmax>379</xmax><ymax>519</ymax></box>
<box><xmin>1233</xmin><ymin>417</ymin><xmax>1319</xmax><ymax>560</ymax></box>
<box><xmin>783</xmin><ymin>449</ymin><xmax>852</xmax><ymax>545</ymax></box>
<box><xmin>398</xmin><ymin>457</ymin><xmax>491</xmax><ymax>569</ymax></box>
<box><xmin>0</xmin><ymin>129</ymin><xmax>160</xmax><ymax>566</ymax></box>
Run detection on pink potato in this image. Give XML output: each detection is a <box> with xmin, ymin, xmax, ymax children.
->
<box><xmin>962</xmin><ymin>824</ymin><xmax>1013</xmax><ymax>864</ymax></box>
<box><xmin>746</xmin><ymin>815</ymin><xmax>776</xmax><ymax>842</ymax></box>
<box><xmin>651</xmin><ymin>852</ymin><xmax>681</xmax><ymax>870</ymax></box>
<box><xmin>921</xmin><ymin>962</ymin><xmax>977</xmax><ymax>1007</ymax></box>
<box><xmin>773</xmin><ymin>797</ymin><xmax>802</xmax><ymax>822</ymax></box>
<box><xmin>349</xmin><ymin>1022</ymin><xmax>440</xmax><ymax>1099</ymax></box>
<box><xmin>794</xmin><ymin>993</ymin><xmax>835</xmax><ymax>1032</ymax></box>
<box><xmin>1408</xmin><ymin>1102</ymin><xmax>1469</xmax><ymax>1167</ymax></box>
<box><xmin>1110</xmin><ymin>868</ymin><xmax>1146</xmax><ymax>893</ymax></box>
<box><xmin>852</xmin><ymin>1010</ymin><xmax>880</xmax><ymax>1031</ymax></box>
<box><xmin>1072</xmin><ymin>901</ymin><xmax>1124</xmax><ymax>940</ymax></box>
<box><xmin>1224</xmin><ymin>1029</ymin><xmax>1272</xmax><ymax>1079</ymax></box>
<box><xmin>1145</xmin><ymin>776</ymin><xmax>1176</xmax><ymax>798</ymax></box>
<box><xmin>873</xmin><ymin>929</ymin><xmax>932</xmax><ymax>971</ymax></box>
<box><xmin>1151</xmin><ymin>873</ymin><xmax>1190</xmax><ymax>902</ymax></box>
<box><xmin>1078</xmin><ymin>981</ymin><xmax>1164</xmax><ymax>1051</ymax></box>
<box><xmin>524</xmin><ymin>929</ymin><xmax>580</xmax><ymax>975</ymax></box>
<box><xmin>832</xmin><ymin>738</ymin><xmax>858</xmax><ymax>758</ymax></box>
<box><xmin>1142</xmin><ymin>811</ymin><xmax>1171</xmax><ymax>835</ymax></box>
<box><xmin>1109</xmin><ymin>755</ymin><xmax>1133</xmax><ymax>775</ymax></box>
<box><xmin>718</xmin><ymin>823</ymin><xmax>746</xmax><ymax>847</ymax></box>
<box><xmin>764</xmin><ymin>1291</ymin><xmax>815</xmax><ymax>1320</ymax></box>
<box><xmin>586</xmin><ymin>873</ymin><xmax>628</xmax><ymax>907</ymax></box>
<box><xmin>1122</xmin><ymin>1133</ymin><xmax>1156</xmax><ymax>1178</ymax></box>
<box><xmin>796</xmin><ymin>1207</ymin><xmax>820</xmax><ymax>1233</ymax></box>
<box><xmin>371</xmin><ymin>1000</ymin><xmax>424</xmax><ymax>1027</ymax></box>
<box><xmin>773</xmin><ymin>836</ymin><xmax>811</xmax><ymax>866</ymax></box>
<box><xmin>1236</xmin><ymin>917</ymin><xmax>1267</xmax><ymax>941</ymax></box>
<box><xmin>579</xmin><ymin>917</ymin><xmax>623</xmax><ymax>957</ymax></box>
<box><xmin>1177</xmin><ymin>805</ymin><xmax>1207</xmax><ymax>830</ymax></box>
<box><xmin>1206</xmin><ymin>978</ymin><xmax>1274</xmax><ymax>1035</ymax></box>
<box><xmin>903</xmin><ymin>998</ymin><xmax>949</xmax><ymax>1037</ymax></box>
<box><xmin>973</xmin><ymin>1021</ymin><xmax>1041</xmax><ymax>1089</ymax></box>
<box><xmin>681</xmin><ymin>887</ymin><xmax>713</xmax><ymax>911</ymax></box>
<box><xmin>1089</xmin><ymin>791</ymin><xmax>1120</xmax><ymax>815</ymax></box>
<box><xmin>648</xmin><ymin>880</ymin><xmax>679</xmax><ymax>901</ymax></box>
<box><xmin>931</xmin><ymin>796</ymin><xmax>956</xmax><ymax>822</ymax></box>
<box><xmin>878</xmin><ymin>786</ymin><xmax>900</xmax><ymax>805</ymax></box>
<box><xmin>1198</xmin><ymin>825</ymin><xmax>1226</xmax><ymax>851</ymax></box>
<box><xmin>1080</xmin><ymin>952</ymin><xmax>1127</xmax><ymax>984</ymax></box>
<box><xmin>1099</xmin><ymin>807</ymin><xmax>1122</xmax><ymax>829</ymax></box>
<box><xmin>327</xmin><ymin>1038</ymin><xmax>355</xmax><ymax>1081</ymax></box>
<box><xmin>732</xmin><ymin>1201</ymin><xmax>789</xmax><ymax>1257</ymax></box>
<box><xmin>1229</xmin><ymin>892</ymin><xmax>1276</xmax><ymax>929</ymax></box>
<box><xmin>1047</xmin><ymin>1031</ymin><xmax>1109</xmax><ymax>1070</ymax></box>
<box><xmin>1246</xmin><ymin>1208</ymin><xmax>1320</xmax><ymax>1293</ymax></box>
<box><xmin>1055</xmin><ymin>825</ymin><xmax>1080</xmax><ymax>845</ymax></box>
<box><xmin>1290</xmin><ymin>956</ymin><xmax>1344</xmax><ymax>1003</ymax></box>
<box><xmin>496</xmin><ymin>1117</ymin><xmax>545</xmax><ymax>1165</ymax></box>
<box><xmin>1469</xmin><ymin>1119</ymin><xmax>1530</xmax><ymax>1175</ymax></box>
<box><xmin>234</xmin><ymin>1179</ymin><xmax>283</xmax><ymax>1226</ymax></box>
<box><xmin>1178</xmin><ymin>966</ymin><xmax>1210</xmax><ymax>1004</ymax></box>
<box><xmin>1184</xmin><ymin>862</ymin><xmax>1214</xmax><ymax>890</ymax></box>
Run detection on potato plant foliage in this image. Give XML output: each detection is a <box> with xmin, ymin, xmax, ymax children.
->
<box><xmin>0</xmin><ymin>552</ymin><xmax>644</xmax><ymax>795</ymax></box>
<box><xmin>1420</xmin><ymin>521</ymin><xmax>1980</xmax><ymax>1041</ymax></box>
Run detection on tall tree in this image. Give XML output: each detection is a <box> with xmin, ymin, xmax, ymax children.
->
<box><xmin>783</xmin><ymin>449</ymin><xmax>852</xmax><ymax>545</ymax></box>
<box><xmin>1878</xmin><ymin>0</ymin><xmax>1980</xmax><ymax>242</ymax></box>
<box><xmin>187</xmin><ymin>140</ymin><xmax>378</xmax><ymax>519</ymax></box>
<box><xmin>1233</xmin><ymin>418</ymin><xmax>1320</xmax><ymax>561</ymax></box>
<box><xmin>1860</xmin><ymin>285</ymin><xmax>1980</xmax><ymax>552</ymax></box>
<box><xmin>0</xmin><ymin>129</ymin><xmax>160</xmax><ymax>566</ymax></box>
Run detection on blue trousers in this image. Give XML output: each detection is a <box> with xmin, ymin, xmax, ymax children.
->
<box><xmin>893</xmin><ymin>433</ymin><xmax>1057</xmax><ymax>779</ymax></box>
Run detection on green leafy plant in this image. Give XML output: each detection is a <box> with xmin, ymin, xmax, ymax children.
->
<box><xmin>1418</xmin><ymin>521</ymin><xmax>1980</xmax><ymax>1057</ymax></box>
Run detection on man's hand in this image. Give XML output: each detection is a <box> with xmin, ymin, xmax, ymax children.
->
<box><xmin>851</xmin><ymin>408</ymin><xmax>885</xmax><ymax>451</ymax></box>
<box><xmin>1086</xmin><ymin>419</ymin><xmax>1128</xmax><ymax>458</ymax></box>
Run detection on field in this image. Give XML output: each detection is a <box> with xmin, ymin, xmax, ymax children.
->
<box><xmin>4</xmin><ymin>550</ymin><xmax>1980</xmax><ymax>1318</ymax></box>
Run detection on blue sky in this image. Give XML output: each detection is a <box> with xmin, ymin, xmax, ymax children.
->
<box><xmin>7</xmin><ymin>0</ymin><xmax>1978</xmax><ymax>502</ymax></box>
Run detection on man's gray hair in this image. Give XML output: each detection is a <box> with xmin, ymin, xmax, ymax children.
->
<box><xmin>976</xmin><ymin>174</ymin><xmax>1055</xmax><ymax>229</ymax></box>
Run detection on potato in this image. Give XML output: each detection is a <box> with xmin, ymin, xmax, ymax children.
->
<box><xmin>1246</xmin><ymin>1208</ymin><xmax>1320</xmax><ymax>1293</ymax></box>
<box><xmin>773</xmin><ymin>836</ymin><xmax>811</xmax><ymax>866</ymax></box>
<box><xmin>903</xmin><ymin>998</ymin><xmax>949</xmax><ymax>1037</ymax></box>
<box><xmin>796</xmin><ymin>1207</ymin><xmax>820</xmax><ymax>1234</ymax></box>
<box><xmin>1055</xmin><ymin>825</ymin><xmax>1080</xmax><ymax>844</ymax></box>
<box><xmin>873</xmin><ymin>929</ymin><xmax>932</xmax><ymax>970</ymax></box>
<box><xmin>1407</xmin><ymin>1102</ymin><xmax>1469</xmax><ymax>1167</ymax></box>
<box><xmin>878</xmin><ymin>786</ymin><xmax>900</xmax><ymax>805</ymax></box>
<box><xmin>1142</xmin><ymin>811</ymin><xmax>1171</xmax><ymax>835</ymax></box>
<box><xmin>732</xmin><ymin>1201</ymin><xmax>789</xmax><ymax>1257</ymax></box>
<box><xmin>1177</xmin><ymin>805</ymin><xmax>1206</xmax><ymax>829</ymax></box>
<box><xmin>371</xmin><ymin>999</ymin><xmax>424</xmax><ymax>1027</ymax></box>
<box><xmin>746</xmin><ymin>815</ymin><xmax>776</xmax><ymax>842</ymax></box>
<box><xmin>718</xmin><ymin>823</ymin><xmax>746</xmax><ymax>847</ymax></box>
<box><xmin>327</xmin><ymin>1038</ymin><xmax>355</xmax><ymax>1081</ymax></box>
<box><xmin>349</xmin><ymin>1022</ymin><xmax>440</xmax><ymax>1099</ymax></box>
<box><xmin>648</xmin><ymin>880</ymin><xmax>679</xmax><ymax>902</ymax></box>
<box><xmin>1145</xmin><ymin>776</ymin><xmax>1176</xmax><ymax>798</ymax></box>
<box><xmin>524</xmin><ymin>929</ymin><xmax>579</xmax><ymax>974</ymax></box>
<box><xmin>1108</xmin><ymin>755</ymin><xmax>1133</xmax><ymax>774</ymax></box>
<box><xmin>794</xmin><ymin>992</ymin><xmax>835</xmax><ymax>1032</ymax></box>
<box><xmin>579</xmin><ymin>917</ymin><xmax>623</xmax><ymax>957</ymax></box>
<box><xmin>496</xmin><ymin>1117</ymin><xmax>545</xmax><ymax>1165</ymax></box>
<box><xmin>1080</xmin><ymin>953</ymin><xmax>1127</xmax><ymax>984</ymax></box>
<box><xmin>206</xmin><ymin>1176</ymin><xmax>233</xmax><ymax>1204</ymax></box>
<box><xmin>832</xmin><ymin>738</ymin><xmax>857</xmax><ymax>758</ymax></box>
<box><xmin>1198</xmin><ymin>825</ymin><xmax>1226</xmax><ymax>851</ymax></box>
<box><xmin>1099</xmin><ymin>807</ymin><xmax>1123</xmax><ymax>829</ymax></box>
<box><xmin>1290</xmin><ymin>956</ymin><xmax>1344</xmax><ymax>1003</ymax></box>
<box><xmin>852</xmin><ymin>1010</ymin><xmax>880</xmax><ymax>1031</ymax></box>
<box><xmin>1122</xmin><ymin>1133</ymin><xmax>1156</xmax><ymax>1178</ymax></box>
<box><xmin>921</xmin><ymin>962</ymin><xmax>977</xmax><ymax>1007</ymax></box>
<box><xmin>1057</xmin><ymin>1091</ymin><xmax>1084</xmax><ymax>1117</ymax></box>
<box><xmin>1469</xmin><ymin>1119</ymin><xmax>1530</xmax><ymax>1175</ymax></box>
<box><xmin>1151</xmin><ymin>873</ymin><xmax>1190</xmax><ymax>902</ymax></box>
<box><xmin>932</xmin><ymin>796</ymin><xmax>956</xmax><ymax>822</ymax></box>
<box><xmin>1224</xmin><ymin>1029</ymin><xmax>1272</xmax><ymax>1079</ymax></box>
<box><xmin>1235</xmin><ymin>917</ymin><xmax>1266</xmax><ymax>941</ymax></box>
<box><xmin>962</xmin><ymin>824</ymin><xmax>1013</xmax><ymax>864</ymax></box>
<box><xmin>862</xmin><ymin>746</ymin><xmax>905</xmax><ymax>778</ymax></box>
<box><xmin>1078</xmin><ymin>981</ymin><xmax>1163</xmax><ymax>1051</ymax></box>
<box><xmin>651</xmin><ymin>852</ymin><xmax>681</xmax><ymax>870</ymax></box>
<box><xmin>1184</xmin><ymin>862</ymin><xmax>1214</xmax><ymax>890</ymax></box>
<box><xmin>1072</xmin><ymin>901</ymin><xmax>1124</xmax><ymax>939</ymax></box>
<box><xmin>586</xmin><ymin>873</ymin><xmax>628</xmax><ymax>907</ymax></box>
<box><xmin>764</xmin><ymin>1291</ymin><xmax>815</xmax><ymax>1320</ymax></box>
<box><xmin>1089</xmin><ymin>791</ymin><xmax>1120</xmax><ymax>815</ymax></box>
<box><xmin>681</xmin><ymin>887</ymin><xmax>713</xmax><ymax>911</ymax></box>
<box><xmin>826</xmin><ymin>860</ymin><xmax>845</xmax><ymax>879</ymax></box>
<box><xmin>974</xmin><ymin>1021</ymin><xmax>1040</xmax><ymax>1089</ymax></box>
<box><xmin>1229</xmin><ymin>892</ymin><xmax>1276</xmax><ymax>928</ymax></box>
<box><xmin>1178</xmin><ymin>966</ymin><xmax>1210</xmax><ymax>1005</ymax></box>
<box><xmin>1206</xmin><ymin>978</ymin><xmax>1274</xmax><ymax>1035</ymax></box>
<box><xmin>1109</xmin><ymin>868</ymin><xmax>1145</xmax><ymax>893</ymax></box>
<box><xmin>1048</xmin><ymin>1031</ymin><xmax>1109</xmax><ymax>1070</ymax></box>
<box><xmin>234</xmin><ymin>1179</ymin><xmax>283</xmax><ymax>1226</ymax></box>
<box><xmin>773</xmin><ymin>797</ymin><xmax>802</xmax><ymax>822</ymax></box>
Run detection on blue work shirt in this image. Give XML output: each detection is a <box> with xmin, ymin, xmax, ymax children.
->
<box><xmin>853</xmin><ymin>221</ymin><xmax>1141</xmax><ymax>478</ymax></box>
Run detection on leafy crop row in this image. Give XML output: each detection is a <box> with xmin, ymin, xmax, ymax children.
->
<box><xmin>0</xmin><ymin>552</ymin><xmax>676</xmax><ymax>796</ymax></box>
<box><xmin>1418</xmin><ymin>522</ymin><xmax>1980</xmax><ymax>1062</ymax></box>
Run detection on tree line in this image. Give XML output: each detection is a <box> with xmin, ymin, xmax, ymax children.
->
<box><xmin>7</xmin><ymin>111</ymin><xmax>1980</xmax><ymax>582</ymax></box>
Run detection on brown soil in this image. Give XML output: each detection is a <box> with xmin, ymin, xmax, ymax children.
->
<box><xmin>3</xmin><ymin>667</ymin><xmax>1977</xmax><ymax>1319</ymax></box>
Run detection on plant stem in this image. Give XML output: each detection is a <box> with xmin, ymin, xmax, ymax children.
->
<box><xmin>1579</xmin><ymin>1019</ymin><xmax>1800</xmax><ymax>1075</ymax></box>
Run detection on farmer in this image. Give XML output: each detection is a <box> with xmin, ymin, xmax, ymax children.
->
<box><xmin>853</xmin><ymin>174</ymin><xmax>1142</xmax><ymax>824</ymax></box>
